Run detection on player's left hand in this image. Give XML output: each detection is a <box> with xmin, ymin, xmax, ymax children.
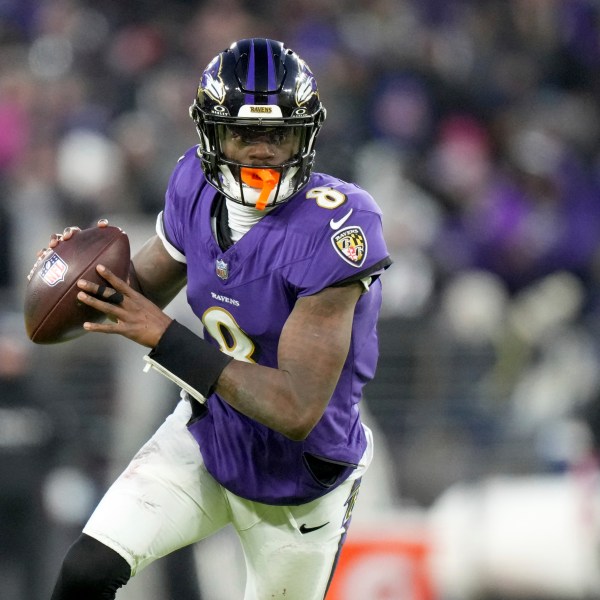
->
<box><xmin>76</xmin><ymin>264</ymin><xmax>173</xmax><ymax>348</ymax></box>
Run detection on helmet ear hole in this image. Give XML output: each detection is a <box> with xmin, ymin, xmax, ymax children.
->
<box><xmin>190</xmin><ymin>38</ymin><xmax>325</xmax><ymax>208</ymax></box>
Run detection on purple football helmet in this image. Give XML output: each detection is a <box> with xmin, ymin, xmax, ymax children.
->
<box><xmin>189</xmin><ymin>38</ymin><xmax>326</xmax><ymax>208</ymax></box>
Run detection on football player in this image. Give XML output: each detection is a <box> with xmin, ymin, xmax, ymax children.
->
<box><xmin>49</xmin><ymin>38</ymin><xmax>391</xmax><ymax>599</ymax></box>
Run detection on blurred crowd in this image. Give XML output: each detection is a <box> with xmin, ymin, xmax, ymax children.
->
<box><xmin>2</xmin><ymin>1</ymin><xmax>600</xmax><ymax>598</ymax></box>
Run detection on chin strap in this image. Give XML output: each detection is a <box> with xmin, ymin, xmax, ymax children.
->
<box><xmin>240</xmin><ymin>167</ymin><xmax>280</xmax><ymax>210</ymax></box>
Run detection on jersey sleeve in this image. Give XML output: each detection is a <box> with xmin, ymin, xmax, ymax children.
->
<box><xmin>156</xmin><ymin>212</ymin><xmax>186</xmax><ymax>263</ymax></box>
<box><xmin>159</xmin><ymin>148</ymin><xmax>199</xmax><ymax>261</ymax></box>
<box><xmin>293</xmin><ymin>205</ymin><xmax>391</xmax><ymax>297</ymax></box>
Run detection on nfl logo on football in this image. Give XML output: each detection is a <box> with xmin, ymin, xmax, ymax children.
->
<box><xmin>40</xmin><ymin>253</ymin><xmax>69</xmax><ymax>286</ymax></box>
<box><xmin>216</xmin><ymin>258</ymin><xmax>229</xmax><ymax>280</ymax></box>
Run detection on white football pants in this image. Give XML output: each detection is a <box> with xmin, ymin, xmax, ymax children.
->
<box><xmin>83</xmin><ymin>399</ymin><xmax>372</xmax><ymax>600</ymax></box>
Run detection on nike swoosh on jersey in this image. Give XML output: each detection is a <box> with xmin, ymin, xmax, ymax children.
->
<box><xmin>329</xmin><ymin>208</ymin><xmax>354</xmax><ymax>230</ymax></box>
<box><xmin>299</xmin><ymin>522</ymin><xmax>330</xmax><ymax>534</ymax></box>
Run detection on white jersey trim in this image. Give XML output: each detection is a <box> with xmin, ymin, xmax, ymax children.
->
<box><xmin>156</xmin><ymin>211</ymin><xmax>187</xmax><ymax>264</ymax></box>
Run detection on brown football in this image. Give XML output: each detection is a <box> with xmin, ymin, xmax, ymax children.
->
<box><xmin>24</xmin><ymin>225</ymin><xmax>130</xmax><ymax>344</ymax></box>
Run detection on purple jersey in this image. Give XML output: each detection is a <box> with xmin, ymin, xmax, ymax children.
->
<box><xmin>160</xmin><ymin>147</ymin><xmax>391</xmax><ymax>505</ymax></box>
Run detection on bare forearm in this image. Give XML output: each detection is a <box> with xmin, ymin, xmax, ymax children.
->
<box><xmin>216</xmin><ymin>362</ymin><xmax>307</xmax><ymax>439</ymax></box>
<box><xmin>141</xmin><ymin>282</ymin><xmax>361</xmax><ymax>440</ymax></box>
<box><xmin>215</xmin><ymin>285</ymin><xmax>359</xmax><ymax>439</ymax></box>
<box><xmin>215</xmin><ymin>360</ymin><xmax>334</xmax><ymax>441</ymax></box>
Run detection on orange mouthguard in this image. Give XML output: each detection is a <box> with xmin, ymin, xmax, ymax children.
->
<box><xmin>240</xmin><ymin>168</ymin><xmax>280</xmax><ymax>210</ymax></box>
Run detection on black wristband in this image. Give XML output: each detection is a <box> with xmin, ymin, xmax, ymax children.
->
<box><xmin>148</xmin><ymin>320</ymin><xmax>233</xmax><ymax>397</ymax></box>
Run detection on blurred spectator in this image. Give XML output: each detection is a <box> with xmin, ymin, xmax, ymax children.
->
<box><xmin>0</xmin><ymin>313</ymin><xmax>56</xmax><ymax>600</ymax></box>
<box><xmin>431</xmin><ymin>111</ymin><xmax>600</xmax><ymax>295</ymax></box>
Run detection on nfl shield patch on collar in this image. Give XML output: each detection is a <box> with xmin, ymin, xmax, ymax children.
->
<box><xmin>216</xmin><ymin>258</ymin><xmax>229</xmax><ymax>280</ymax></box>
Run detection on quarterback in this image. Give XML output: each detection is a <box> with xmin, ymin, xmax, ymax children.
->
<box><xmin>49</xmin><ymin>38</ymin><xmax>391</xmax><ymax>599</ymax></box>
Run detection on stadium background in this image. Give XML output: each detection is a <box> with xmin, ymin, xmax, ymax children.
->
<box><xmin>1</xmin><ymin>1</ymin><xmax>600</xmax><ymax>598</ymax></box>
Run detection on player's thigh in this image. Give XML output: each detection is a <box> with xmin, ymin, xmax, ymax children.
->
<box><xmin>234</xmin><ymin>475</ymin><xmax>362</xmax><ymax>600</ymax></box>
<box><xmin>83</xmin><ymin>400</ymin><xmax>230</xmax><ymax>575</ymax></box>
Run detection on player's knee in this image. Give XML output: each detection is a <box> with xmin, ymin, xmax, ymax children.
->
<box><xmin>51</xmin><ymin>534</ymin><xmax>131</xmax><ymax>599</ymax></box>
